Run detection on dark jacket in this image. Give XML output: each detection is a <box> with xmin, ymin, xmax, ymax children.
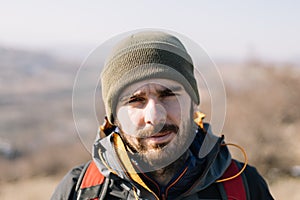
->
<box><xmin>52</xmin><ymin>124</ymin><xmax>274</xmax><ymax>199</ymax></box>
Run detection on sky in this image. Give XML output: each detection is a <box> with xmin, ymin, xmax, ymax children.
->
<box><xmin>0</xmin><ymin>0</ymin><xmax>299</xmax><ymax>63</ymax></box>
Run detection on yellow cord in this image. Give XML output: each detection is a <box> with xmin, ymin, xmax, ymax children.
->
<box><xmin>216</xmin><ymin>143</ymin><xmax>248</xmax><ymax>183</ymax></box>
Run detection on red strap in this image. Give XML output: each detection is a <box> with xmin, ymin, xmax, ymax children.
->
<box><xmin>80</xmin><ymin>161</ymin><xmax>105</xmax><ymax>189</ymax></box>
<box><xmin>221</xmin><ymin>160</ymin><xmax>246</xmax><ymax>200</ymax></box>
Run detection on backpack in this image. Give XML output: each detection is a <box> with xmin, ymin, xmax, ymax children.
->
<box><xmin>74</xmin><ymin>160</ymin><xmax>250</xmax><ymax>200</ymax></box>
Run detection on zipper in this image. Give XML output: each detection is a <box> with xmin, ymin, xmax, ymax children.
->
<box><xmin>138</xmin><ymin>169</ymin><xmax>161</xmax><ymax>195</ymax></box>
<box><xmin>159</xmin><ymin>166</ymin><xmax>188</xmax><ymax>199</ymax></box>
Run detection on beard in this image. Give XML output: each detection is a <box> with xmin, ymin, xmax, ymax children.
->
<box><xmin>117</xmin><ymin>105</ymin><xmax>197</xmax><ymax>172</ymax></box>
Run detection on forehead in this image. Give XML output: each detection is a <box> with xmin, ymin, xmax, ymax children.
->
<box><xmin>119</xmin><ymin>79</ymin><xmax>184</xmax><ymax>97</ymax></box>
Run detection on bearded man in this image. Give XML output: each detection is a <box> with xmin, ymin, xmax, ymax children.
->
<box><xmin>52</xmin><ymin>31</ymin><xmax>273</xmax><ymax>200</ymax></box>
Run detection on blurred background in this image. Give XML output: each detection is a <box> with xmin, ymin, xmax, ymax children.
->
<box><xmin>0</xmin><ymin>1</ymin><xmax>299</xmax><ymax>199</ymax></box>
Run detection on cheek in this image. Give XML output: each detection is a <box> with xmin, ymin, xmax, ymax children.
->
<box><xmin>164</xmin><ymin>99</ymin><xmax>191</xmax><ymax>125</ymax></box>
<box><xmin>162</xmin><ymin>103</ymin><xmax>180</xmax><ymax>126</ymax></box>
<box><xmin>117</xmin><ymin>107</ymin><xmax>143</xmax><ymax>134</ymax></box>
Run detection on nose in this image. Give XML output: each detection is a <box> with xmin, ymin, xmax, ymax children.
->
<box><xmin>144</xmin><ymin>98</ymin><xmax>167</xmax><ymax>126</ymax></box>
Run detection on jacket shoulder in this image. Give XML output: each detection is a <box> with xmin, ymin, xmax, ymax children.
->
<box><xmin>51</xmin><ymin>163</ymin><xmax>86</xmax><ymax>200</ymax></box>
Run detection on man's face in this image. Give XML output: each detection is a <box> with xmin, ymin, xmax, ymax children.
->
<box><xmin>116</xmin><ymin>79</ymin><xmax>197</xmax><ymax>168</ymax></box>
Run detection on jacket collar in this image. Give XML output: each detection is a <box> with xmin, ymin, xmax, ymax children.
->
<box><xmin>92</xmin><ymin>123</ymin><xmax>231</xmax><ymax>198</ymax></box>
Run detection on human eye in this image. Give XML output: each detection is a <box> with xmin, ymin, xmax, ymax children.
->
<box><xmin>159</xmin><ymin>89</ymin><xmax>176</xmax><ymax>98</ymax></box>
<box><xmin>127</xmin><ymin>96</ymin><xmax>145</xmax><ymax>104</ymax></box>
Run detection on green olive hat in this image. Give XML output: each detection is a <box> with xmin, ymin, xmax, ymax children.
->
<box><xmin>101</xmin><ymin>31</ymin><xmax>199</xmax><ymax>124</ymax></box>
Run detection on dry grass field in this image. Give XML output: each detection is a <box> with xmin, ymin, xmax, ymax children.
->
<box><xmin>0</xmin><ymin>176</ymin><xmax>300</xmax><ymax>199</ymax></box>
<box><xmin>1</xmin><ymin>48</ymin><xmax>299</xmax><ymax>199</ymax></box>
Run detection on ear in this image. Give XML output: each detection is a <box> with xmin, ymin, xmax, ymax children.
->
<box><xmin>99</xmin><ymin>116</ymin><xmax>116</xmax><ymax>138</ymax></box>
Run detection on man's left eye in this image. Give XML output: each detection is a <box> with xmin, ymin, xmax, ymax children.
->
<box><xmin>160</xmin><ymin>91</ymin><xmax>176</xmax><ymax>98</ymax></box>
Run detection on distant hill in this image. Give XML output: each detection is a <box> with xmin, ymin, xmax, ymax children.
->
<box><xmin>0</xmin><ymin>46</ymin><xmax>78</xmax><ymax>149</ymax></box>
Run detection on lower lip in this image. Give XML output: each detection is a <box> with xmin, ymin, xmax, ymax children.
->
<box><xmin>146</xmin><ymin>132</ymin><xmax>175</xmax><ymax>144</ymax></box>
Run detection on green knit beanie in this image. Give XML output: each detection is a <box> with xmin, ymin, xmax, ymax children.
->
<box><xmin>101</xmin><ymin>31</ymin><xmax>199</xmax><ymax>124</ymax></box>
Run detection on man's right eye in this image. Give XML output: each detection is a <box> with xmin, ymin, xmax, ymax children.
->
<box><xmin>128</xmin><ymin>97</ymin><xmax>145</xmax><ymax>104</ymax></box>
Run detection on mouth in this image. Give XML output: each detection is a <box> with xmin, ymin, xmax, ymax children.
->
<box><xmin>146</xmin><ymin>131</ymin><xmax>176</xmax><ymax>144</ymax></box>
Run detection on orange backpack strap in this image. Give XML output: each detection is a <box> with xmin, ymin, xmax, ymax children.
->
<box><xmin>81</xmin><ymin>161</ymin><xmax>105</xmax><ymax>189</ymax></box>
<box><xmin>76</xmin><ymin>161</ymin><xmax>138</xmax><ymax>200</ymax></box>
<box><xmin>219</xmin><ymin>160</ymin><xmax>250</xmax><ymax>200</ymax></box>
<box><xmin>76</xmin><ymin>161</ymin><xmax>108</xmax><ymax>200</ymax></box>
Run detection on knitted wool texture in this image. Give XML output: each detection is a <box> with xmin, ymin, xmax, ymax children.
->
<box><xmin>101</xmin><ymin>31</ymin><xmax>199</xmax><ymax>124</ymax></box>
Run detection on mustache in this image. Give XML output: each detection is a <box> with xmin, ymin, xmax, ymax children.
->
<box><xmin>135</xmin><ymin>123</ymin><xmax>179</xmax><ymax>138</ymax></box>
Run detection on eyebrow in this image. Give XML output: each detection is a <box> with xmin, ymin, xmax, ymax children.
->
<box><xmin>158</xmin><ymin>86</ymin><xmax>182</xmax><ymax>95</ymax></box>
<box><xmin>119</xmin><ymin>86</ymin><xmax>183</xmax><ymax>103</ymax></box>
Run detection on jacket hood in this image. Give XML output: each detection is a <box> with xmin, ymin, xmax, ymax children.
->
<box><xmin>92</xmin><ymin>123</ymin><xmax>231</xmax><ymax>198</ymax></box>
